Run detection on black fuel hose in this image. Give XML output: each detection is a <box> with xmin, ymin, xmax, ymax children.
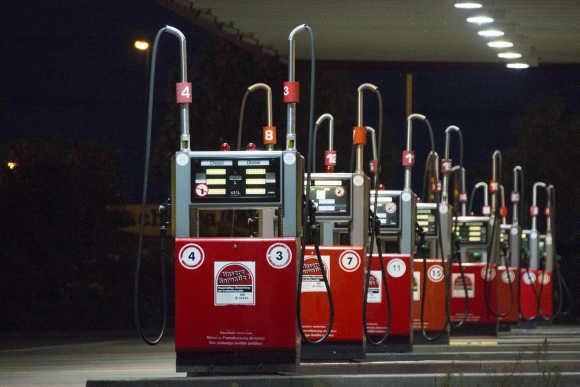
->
<box><xmin>296</xmin><ymin>25</ymin><xmax>334</xmax><ymax>344</ymax></box>
<box><xmin>361</xmin><ymin>89</ymin><xmax>391</xmax><ymax>345</ymax></box>
<box><xmin>134</xmin><ymin>27</ymin><xmax>170</xmax><ymax>346</ymax></box>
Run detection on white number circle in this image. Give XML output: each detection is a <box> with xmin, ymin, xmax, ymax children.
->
<box><xmin>339</xmin><ymin>250</ymin><xmax>361</xmax><ymax>272</ymax></box>
<box><xmin>266</xmin><ymin>243</ymin><xmax>292</xmax><ymax>269</ymax></box>
<box><xmin>540</xmin><ymin>272</ymin><xmax>551</xmax><ymax>285</ymax></box>
<box><xmin>387</xmin><ymin>258</ymin><xmax>407</xmax><ymax>278</ymax></box>
<box><xmin>523</xmin><ymin>271</ymin><xmax>536</xmax><ymax>285</ymax></box>
<box><xmin>178</xmin><ymin>243</ymin><xmax>204</xmax><ymax>270</ymax></box>
<box><xmin>481</xmin><ymin>266</ymin><xmax>496</xmax><ymax>281</ymax></box>
<box><xmin>428</xmin><ymin>265</ymin><xmax>444</xmax><ymax>283</ymax></box>
<box><xmin>501</xmin><ymin>270</ymin><xmax>516</xmax><ymax>284</ymax></box>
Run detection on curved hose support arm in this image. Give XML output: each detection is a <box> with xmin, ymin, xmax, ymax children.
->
<box><xmin>512</xmin><ymin>166</ymin><xmax>523</xmax><ymax>225</ymax></box>
<box><xmin>313</xmin><ymin>113</ymin><xmax>334</xmax><ymax>172</ymax></box>
<box><xmin>491</xmin><ymin>150</ymin><xmax>503</xmax><ymax>214</ymax></box>
<box><xmin>442</xmin><ymin>125</ymin><xmax>462</xmax><ymax>203</ymax></box>
<box><xmin>531</xmin><ymin>182</ymin><xmax>547</xmax><ymax>232</ymax></box>
<box><xmin>468</xmin><ymin>181</ymin><xmax>489</xmax><ymax>215</ymax></box>
<box><xmin>237</xmin><ymin>83</ymin><xmax>274</xmax><ymax>150</ymax></box>
<box><xmin>285</xmin><ymin>24</ymin><xmax>312</xmax><ymax>151</ymax></box>
<box><xmin>404</xmin><ymin>114</ymin><xmax>434</xmax><ymax>191</ymax></box>
<box><xmin>163</xmin><ymin>26</ymin><xmax>191</xmax><ymax>151</ymax></box>
<box><xmin>355</xmin><ymin>83</ymin><xmax>382</xmax><ymax>174</ymax></box>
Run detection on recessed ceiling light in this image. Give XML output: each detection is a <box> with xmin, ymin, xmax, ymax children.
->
<box><xmin>454</xmin><ymin>2</ymin><xmax>483</xmax><ymax>9</ymax></box>
<box><xmin>478</xmin><ymin>29</ymin><xmax>505</xmax><ymax>37</ymax></box>
<box><xmin>467</xmin><ymin>16</ymin><xmax>494</xmax><ymax>24</ymax></box>
<box><xmin>506</xmin><ymin>62</ymin><xmax>530</xmax><ymax>69</ymax></box>
<box><xmin>498</xmin><ymin>52</ymin><xmax>522</xmax><ymax>59</ymax></box>
<box><xmin>487</xmin><ymin>40</ymin><xmax>514</xmax><ymax>48</ymax></box>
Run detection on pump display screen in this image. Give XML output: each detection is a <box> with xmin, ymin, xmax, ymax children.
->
<box><xmin>190</xmin><ymin>155</ymin><xmax>281</xmax><ymax>205</ymax></box>
<box><xmin>417</xmin><ymin>204</ymin><xmax>437</xmax><ymax>237</ymax></box>
<box><xmin>370</xmin><ymin>191</ymin><xmax>401</xmax><ymax>230</ymax></box>
<box><xmin>455</xmin><ymin>220</ymin><xmax>488</xmax><ymax>245</ymax></box>
<box><xmin>308</xmin><ymin>178</ymin><xmax>351</xmax><ymax>218</ymax></box>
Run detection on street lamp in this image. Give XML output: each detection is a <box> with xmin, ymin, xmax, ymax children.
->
<box><xmin>134</xmin><ymin>40</ymin><xmax>150</xmax><ymax>51</ymax></box>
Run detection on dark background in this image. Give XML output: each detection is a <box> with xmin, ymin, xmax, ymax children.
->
<box><xmin>0</xmin><ymin>0</ymin><xmax>578</xmax><ymax>331</ymax></box>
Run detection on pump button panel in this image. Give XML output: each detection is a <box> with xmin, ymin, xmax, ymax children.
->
<box><xmin>455</xmin><ymin>219</ymin><xmax>489</xmax><ymax>245</ymax></box>
<box><xmin>189</xmin><ymin>152</ymin><xmax>282</xmax><ymax>206</ymax></box>
<box><xmin>306</xmin><ymin>173</ymin><xmax>352</xmax><ymax>220</ymax></box>
<box><xmin>370</xmin><ymin>190</ymin><xmax>402</xmax><ymax>231</ymax></box>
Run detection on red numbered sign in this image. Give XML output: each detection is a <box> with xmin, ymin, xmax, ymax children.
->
<box><xmin>220</xmin><ymin>143</ymin><xmax>231</xmax><ymax>152</ymax></box>
<box><xmin>459</xmin><ymin>192</ymin><xmax>467</xmax><ymax>203</ymax></box>
<box><xmin>402</xmin><ymin>150</ymin><xmax>415</xmax><ymax>167</ymax></box>
<box><xmin>283</xmin><ymin>81</ymin><xmax>299</xmax><ymax>103</ymax></box>
<box><xmin>482</xmin><ymin>205</ymin><xmax>491</xmax><ymax>216</ymax></box>
<box><xmin>436</xmin><ymin>180</ymin><xmax>442</xmax><ymax>192</ymax></box>
<box><xmin>489</xmin><ymin>180</ymin><xmax>498</xmax><ymax>193</ymax></box>
<box><xmin>441</xmin><ymin>159</ymin><xmax>452</xmax><ymax>174</ymax></box>
<box><xmin>324</xmin><ymin>150</ymin><xmax>337</xmax><ymax>167</ymax></box>
<box><xmin>369</xmin><ymin>159</ymin><xmax>378</xmax><ymax>175</ymax></box>
<box><xmin>530</xmin><ymin>205</ymin><xmax>538</xmax><ymax>217</ymax></box>
<box><xmin>500</xmin><ymin>206</ymin><xmax>508</xmax><ymax>217</ymax></box>
<box><xmin>176</xmin><ymin>82</ymin><xmax>192</xmax><ymax>103</ymax></box>
<box><xmin>262</xmin><ymin>126</ymin><xmax>277</xmax><ymax>145</ymax></box>
<box><xmin>545</xmin><ymin>207</ymin><xmax>551</xmax><ymax>217</ymax></box>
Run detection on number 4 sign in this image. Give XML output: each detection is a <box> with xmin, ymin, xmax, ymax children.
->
<box><xmin>176</xmin><ymin>82</ymin><xmax>192</xmax><ymax>103</ymax></box>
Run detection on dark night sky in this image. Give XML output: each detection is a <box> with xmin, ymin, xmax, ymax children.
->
<box><xmin>2</xmin><ymin>0</ymin><xmax>580</xmax><ymax>200</ymax></box>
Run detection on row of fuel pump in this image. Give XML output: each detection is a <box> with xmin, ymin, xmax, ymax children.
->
<box><xmin>134</xmin><ymin>24</ymin><xmax>566</xmax><ymax>373</ymax></box>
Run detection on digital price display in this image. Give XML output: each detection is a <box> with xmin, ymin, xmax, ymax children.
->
<box><xmin>308</xmin><ymin>176</ymin><xmax>351</xmax><ymax>219</ymax></box>
<box><xmin>370</xmin><ymin>190</ymin><xmax>401</xmax><ymax>230</ymax></box>
<box><xmin>190</xmin><ymin>154</ymin><xmax>281</xmax><ymax>205</ymax></box>
<box><xmin>455</xmin><ymin>219</ymin><xmax>488</xmax><ymax>245</ymax></box>
<box><xmin>417</xmin><ymin>203</ymin><xmax>437</xmax><ymax>237</ymax></box>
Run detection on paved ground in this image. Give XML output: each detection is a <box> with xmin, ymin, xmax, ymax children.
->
<box><xmin>1</xmin><ymin>326</ymin><xmax>580</xmax><ymax>386</ymax></box>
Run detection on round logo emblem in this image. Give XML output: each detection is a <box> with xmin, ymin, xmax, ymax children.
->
<box><xmin>339</xmin><ymin>250</ymin><xmax>361</xmax><ymax>272</ymax></box>
<box><xmin>176</xmin><ymin>153</ymin><xmax>189</xmax><ymax>166</ymax></box>
<box><xmin>353</xmin><ymin>175</ymin><xmax>364</xmax><ymax>187</ymax></box>
<box><xmin>266</xmin><ymin>243</ymin><xmax>292</xmax><ymax>269</ymax></box>
<box><xmin>334</xmin><ymin>186</ymin><xmax>345</xmax><ymax>197</ymax></box>
<box><xmin>387</xmin><ymin>258</ymin><xmax>407</xmax><ymax>278</ymax></box>
<box><xmin>178</xmin><ymin>243</ymin><xmax>205</xmax><ymax>270</ymax></box>
<box><xmin>481</xmin><ymin>266</ymin><xmax>496</xmax><ymax>281</ymax></box>
<box><xmin>428</xmin><ymin>264</ymin><xmax>445</xmax><ymax>283</ymax></box>
<box><xmin>386</xmin><ymin>202</ymin><xmax>397</xmax><ymax>214</ymax></box>
<box><xmin>283</xmin><ymin>152</ymin><xmax>296</xmax><ymax>165</ymax></box>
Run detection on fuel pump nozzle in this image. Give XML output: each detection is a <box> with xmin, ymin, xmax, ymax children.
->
<box><xmin>237</xmin><ymin>83</ymin><xmax>275</xmax><ymax>150</ymax></box>
<box><xmin>313</xmin><ymin>113</ymin><xmax>335</xmax><ymax>172</ymax></box>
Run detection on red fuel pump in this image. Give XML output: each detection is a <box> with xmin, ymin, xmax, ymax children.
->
<box><xmin>134</xmin><ymin>24</ymin><xmax>327</xmax><ymax>374</ymax></box>
<box><xmin>300</xmin><ymin>110</ymin><xmax>365</xmax><ymax>360</ymax></box>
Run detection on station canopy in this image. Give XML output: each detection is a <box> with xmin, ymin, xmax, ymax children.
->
<box><xmin>159</xmin><ymin>0</ymin><xmax>580</xmax><ymax>66</ymax></box>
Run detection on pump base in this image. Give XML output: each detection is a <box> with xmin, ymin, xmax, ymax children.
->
<box><xmin>498</xmin><ymin>323</ymin><xmax>513</xmax><ymax>332</ymax></box>
<box><xmin>365</xmin><ymin>335</ymin><xmax>412</xmax><ymax>353</ymax></box>
<box><xmin>177</xmin><ymin>349</ymin><xmax>297</xmax><ymax>374</ymax></box>
<box><xmin>300</xmin><ymin>341</ymin><xmax>364</xmax><ymax>362</ymax></box>
<box><xmin>413</xmin><ymin>331</ymin><xmax>449</xmax><ymax>345</ymax></box>
<box><xmin>450</xmin><ymin>323</ymin><xmax>497</xmax><ymax>337</ymax></box>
